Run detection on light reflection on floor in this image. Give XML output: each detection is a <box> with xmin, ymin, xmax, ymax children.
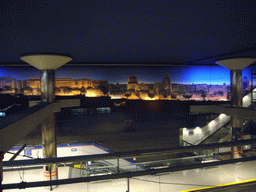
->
<box><xmin>3</xmin><ymin>160</ymin><xmax>256</xmax><ymax>192</ymax></box>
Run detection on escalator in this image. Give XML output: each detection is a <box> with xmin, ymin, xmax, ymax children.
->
<box><xmin>199</xmin><ymin>118</ymin><xmax>255</xmax><ymax>145</ymax></box>
<box><xmin>184</xmin><ymin>90</ymin><xmax>256</xmax><ymax>146</ymax></box>
<box><xmin>200</xmin><ymin>126</ymin><xmax>231</xmax><ymax>145</ymax></box>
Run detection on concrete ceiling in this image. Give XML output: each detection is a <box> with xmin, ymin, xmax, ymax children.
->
<box><xmin>1</xmin><ymin>0</ymin><xmax>256</xmax><ymax>67</ymax></box>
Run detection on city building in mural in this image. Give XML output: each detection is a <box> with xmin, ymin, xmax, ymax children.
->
<box><xmin>0</xmin><ymin>73</ymin><xmax>236</xmax><ymax>101</ymax></box>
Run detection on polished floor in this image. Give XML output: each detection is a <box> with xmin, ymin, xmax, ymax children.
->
<box><xmin>3</xmin><ymin>160</ymin><xmax>256</xmax><ymax>191</ymax></box>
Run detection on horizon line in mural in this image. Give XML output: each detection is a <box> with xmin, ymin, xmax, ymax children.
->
<box><xmin>0</xmin><ymin>65</ymin><xmax>252</xmax><ymax>85</ymax></box>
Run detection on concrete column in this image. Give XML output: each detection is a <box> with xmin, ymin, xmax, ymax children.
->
<box><xmin>0</xmin><ymin>151</ymin><xmax>3</xmax><ymax>192</ymax></box>
<box><xmin>0</xmin><ymin>161</ymin><xmax>3</xmax><ymax>192</ymax></box>
<box><xmin>20</xmin><ymin>54</ymin><xmax>72</xmax><ymax>189</ymax></box>
<box><xmin>216</xmin><ymin>58</ymin><xmax>256</xmax><ymax>159</ymax></box>
<box><xmin>230</xmin><ymin>70</ymin><xmax>242</xmax><ymax>107</ymax></box>
<box><xmin>41</xmin><ymin>70</ymin><xmax>55</xmax><ymax>103</ymax></box>
<box><xmin>179</xmin><ymin>128</ymin><xmax>183</xmax><ymax>146</ymax></box>
<box><xmin>0</xmin><ymin>162</ymin><xmax>2</xmax><ymax>192</ymax></box>
<box><xmin>42</xmin><ymin>114</ymin><xmax>56</xmax><ymax>158</ymax></box>
<box><xmin>230</xmin><ymin>70</ymin><xmax>243</xmax><ymax>159</ymax></box>
<box><xmin>42</xmin><ymin>113</ymin><xmax>58</xmax><ymax>185</ymax></box>
<box><xmin>231</xmin><ymin>115</ymin><xmax>243</xmax><ymax>159</ymax></box>
<box><xmin>40</xmin><ymin>69</ymin><xmax>58</xmax><ymax>187</ymax></box>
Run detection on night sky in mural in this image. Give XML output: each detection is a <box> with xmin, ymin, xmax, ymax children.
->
<box><xmin>0</xmin><ymin>65</ymin><xmax>252</xmax><ymax>85</ymax></box>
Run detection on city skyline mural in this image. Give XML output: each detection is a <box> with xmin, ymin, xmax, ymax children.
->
<box><xmin>0</xmin><ymin>65</ymin><xmax>252</xmax><ymax>84</ymax></box>
<box><xmin>0</xmin><ymin>65</ymin><xmax>253</xmax><ymax>101</ymax></box>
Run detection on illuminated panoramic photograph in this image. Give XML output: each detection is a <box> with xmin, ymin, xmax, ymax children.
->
<box><xmin>0</xmin><ymin>65</ymin><xmax>252</xmax><ymax>101</ymax></box>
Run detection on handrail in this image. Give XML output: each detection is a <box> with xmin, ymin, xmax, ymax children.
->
<box><xmin>3</xmin><ymin>139</ymin><xmax>256</xmax><ymax>167</ymax></box>
<box><xmin>2</xmin><ymin>155</ymin><xmax>256</xmax><ymax>190</ymax></box>
<box><xmin>181</xmin><ymin>139</ymin><xmax>194</xmax><ymax>146</ymax></box>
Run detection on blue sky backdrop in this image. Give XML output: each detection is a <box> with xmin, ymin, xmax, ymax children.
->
<box><xmin>0</xmin><ymin>65</ymin><xmax>253</xmax><ymax>85</ymax></box>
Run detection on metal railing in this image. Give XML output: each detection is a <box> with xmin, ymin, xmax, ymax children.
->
<box><xmin>3</xmin><ymin>139</ymin><xmax>256</xmax><ymax>188</ymax></box>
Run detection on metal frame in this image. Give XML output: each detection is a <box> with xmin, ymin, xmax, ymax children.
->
<box><xmin>3</xmin><ymin>139</ymin><xmax>256</xmax><ymax>167</ymax></box>
<box><xmin>2</xmin><ymin>155</ymin><xmax>256</xmax><ymax>190</ymax></box>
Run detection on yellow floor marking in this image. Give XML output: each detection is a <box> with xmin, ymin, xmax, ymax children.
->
<box><xmin>180</xmin><ymin>178</ymin><xmax>256</xmax><ymax>192</ymax></box>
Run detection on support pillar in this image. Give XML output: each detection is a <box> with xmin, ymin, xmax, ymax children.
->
<box><xmin>41</xmin><ymin>70</ymin><xmax>55</xmax><ymax>103</ymax></box>
<box><xmin>0</xmin><ymin>151</ymin><xmax>4</xmax><ymax>192</ymax></box>
<box><xmin>40</xmin><ymin>69</ymin><xmax>58</xmax><ymax>185</ymax></box>
<box><xmin>37</xmin><ymin>67</ymin><xmax>58</xmax><ymax>190</ymax></box>
<box><xmin>21</xmin><ymin>54</ymin><xmax>72</xmax><ymax>190</ymax></box>
<box><xmin>230</xmin><ymin>70</ymin><xmax>243</xmax><ymax>159</ymax></box>
<box><xmin>40</xmin><ymin>69</ymin><xmax>58</xmax><ymax>189</ymax></box>
<box><xmin>0</xmin><ymin>162</ymin><xmax>2</xmax><ymax>192</ymax></box>
<box><xmin>42</xmin><ymin>113</ymin><xmax>58</xmax><ymax>184</ymax></box>
<box><xmin>216</xmin><ymin>58</ymin><xmax>256</xmax><ymax>159</ymax></box>
<box><xmin>230</xmin><ymin>70</ymin><xmax>242</xmax><ymax>107</ymax></box>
